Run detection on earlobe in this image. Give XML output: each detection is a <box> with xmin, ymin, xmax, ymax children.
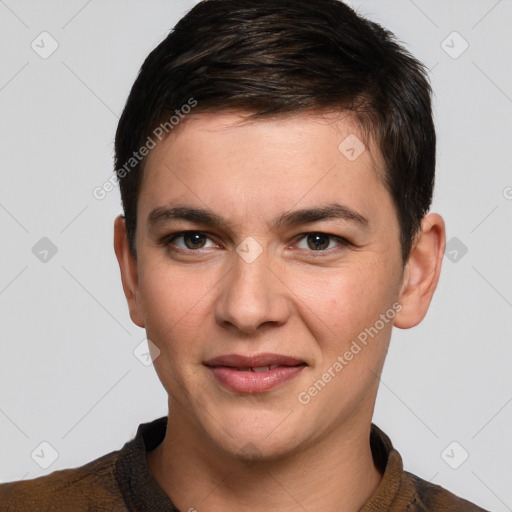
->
<box><xmin>113</xmin><ymin>215</ymin><xmax>145</xmax><ymax>328</ymax></box>
<box><xmin>394</xmin><ymin>213</ymin><xmax>446</xmax><ymax>329</ymax></box>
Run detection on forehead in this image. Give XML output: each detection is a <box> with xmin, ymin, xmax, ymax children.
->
<box><xmin>138</xmin><ymin>111</ymin><xmax>392</xmax><ymax>230</ymax></box>
<box><xmin>150</xmin><ymin>110</ymin><xmax>380</xmax><ymax>165</ymax></box>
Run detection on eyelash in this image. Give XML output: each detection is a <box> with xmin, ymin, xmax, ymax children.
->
<box><xmin>160</xmin><ymin>231</ymin><xmax>351</xmax><ymax>256</ymax></box>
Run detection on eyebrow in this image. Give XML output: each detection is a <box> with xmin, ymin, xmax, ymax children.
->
<box><xmin>147</xmin><ymin>203</ymin><xmax>369</xmax><ymax>233</ymax></box>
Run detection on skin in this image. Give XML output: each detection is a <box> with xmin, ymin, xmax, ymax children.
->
<box><xmin>114</xmin><ymin>111</ymin><xmax>446</xmax><ymax>512</ymax></box>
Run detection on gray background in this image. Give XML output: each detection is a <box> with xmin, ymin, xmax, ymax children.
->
<box><xmin>1</xmin><ymin>0</ymin><xmax>511</xmax><ymax>510</ymax></box>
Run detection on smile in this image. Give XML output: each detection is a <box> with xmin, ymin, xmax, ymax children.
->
<box><xmin>204</xmin><ymin>353</ymin><xmax>307</xmax><ymax>393</ymax></box>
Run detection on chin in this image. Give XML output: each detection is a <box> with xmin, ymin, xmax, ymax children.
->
<box><xmin>199</xmin><ymin>406</ymin><xmax>310</xmax><ymax>462</ymax></box>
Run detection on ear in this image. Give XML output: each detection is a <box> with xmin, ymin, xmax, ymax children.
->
<box><xmin>113</xmin><ymin>215</ymin><xmax>145</xmax><ymax>328</ymax></box>
<box><xmin>394</xmin><ymin>213</ymin><xmax>446</xmax><ymax>329</ymax></box>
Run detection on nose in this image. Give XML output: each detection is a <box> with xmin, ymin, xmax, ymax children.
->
<box><xmin>214</xmin><ymin>245</ymin><xmax>291</xmax><ymax>335</ymax></box>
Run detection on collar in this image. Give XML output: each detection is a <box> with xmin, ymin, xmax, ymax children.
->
<box><xmin>115</xmin><ymin>416</ymin><xmax>177</xmax><ymax>511</ymax></box>
<box><xmin>114</xmin><ymin>417</ymin><xmax>408</xmax><ymax>511</ymax></box>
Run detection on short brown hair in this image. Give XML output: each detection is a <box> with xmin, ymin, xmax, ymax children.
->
<box><xmin>114</xmin><ymin>0</ymin><xmax>436</xmax><ymax>263</ymax></box>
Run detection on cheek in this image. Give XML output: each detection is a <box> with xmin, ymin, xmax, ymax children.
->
<box><xmin>291</xmin><ymin>259</ymin><xmax>399</xmax><ymax>351</ymax></box>
<box><xmin>137</xmin><ymin>263</ymin><xmax>215</xmax><ymax>394</ymax></box>
<box><xmin>136</xmin><ymin>260</ymin><xmax>212</xmax><ymax>348</ymax></box>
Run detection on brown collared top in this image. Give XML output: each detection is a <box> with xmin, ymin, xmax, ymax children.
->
<box><xmin>0</xmin><ymin>417</ymin><xmax>490</xmax><ymax>511</ymax></box>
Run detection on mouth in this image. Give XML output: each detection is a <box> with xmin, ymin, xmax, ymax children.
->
<box><xmin>224</xmin><ymin>365</ymin><xmax>282</xmax><ymax>372</ymax></box>
<box><xmin>204</xmin><ymin>353</ymin><xmax>307</xmax><ymax>393</ymax></box>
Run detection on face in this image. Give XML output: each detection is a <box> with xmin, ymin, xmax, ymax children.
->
<box><xmin>118</xmin><ymin>112</ymin><xmax>411</xmax><ymax>460</ymax></box>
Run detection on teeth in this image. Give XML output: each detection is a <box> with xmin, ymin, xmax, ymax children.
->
<box><xmin>252</xmin><ymin>366</ymin><xmax>270</xmax><ymax>372</ymax></box>
<box><xmin>233</xmin><ymin>365</ymin><xmax>281</xmax><ymax>372</ymax></box>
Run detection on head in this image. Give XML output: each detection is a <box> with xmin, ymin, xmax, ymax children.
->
<box><xmin>113</xmin><ymin>0</ymin><xmax>445</xmax><ymax>460</ymax></box>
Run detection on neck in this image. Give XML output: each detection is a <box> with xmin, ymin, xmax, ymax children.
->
<box><xmin>147</xmin><ymin>407</ymin><xmax>382</xmax><ymax>512</ymax></box>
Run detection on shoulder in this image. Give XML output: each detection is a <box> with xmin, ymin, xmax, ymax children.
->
<box><xmin>367</xmin><ymin>424</ymin><xmax>491</xmax><ymax>512</ymax></box>
<box><xmin>404</xmin><ymin>470</ymin><xmax>491</xmax><ymax>511</ymax></box>
<box><xmin>0</xmin><ymin>449</ymin><xmax>127</xmax><ymax>512</ymax></box>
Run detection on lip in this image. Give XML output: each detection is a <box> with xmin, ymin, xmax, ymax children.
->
<box><xmin>204</xmin><ymin>353</ymin><xmax>307</xmax><ymax>394</ymax></box>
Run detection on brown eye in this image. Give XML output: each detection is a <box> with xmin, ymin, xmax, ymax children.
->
<box><xmin>163</xmin><ymin>231</ymin><xmax>216</xmax><ymax>251</ymax></box>
<box><xmin>295</xmin><ymin>232</ymin><xmax>350</xmax><ymax>254</ymax></box>
<box><xmin>306</xmin><ymin>233</ymin><xmax>331</xmax><ymax>251</ymax></box>
<box><xmin>183</xmin><ymin>232</ymin><xmax>207</xmax><ymax>249</ymax></box>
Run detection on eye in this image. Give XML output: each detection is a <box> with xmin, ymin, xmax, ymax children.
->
<box><xmin>163</xmin><ymin>231</ymin><xmax>218</xmax><ymax>251</ymax></box>
<box><xmin>161</xmin><ymin>231</ymin><xmax>350</xmax><ymax>255</ymax></box>
<box><xmin>295</xmin><ymin>232</ymin><xmax>349</xmax><ymax>252</ymax></box>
